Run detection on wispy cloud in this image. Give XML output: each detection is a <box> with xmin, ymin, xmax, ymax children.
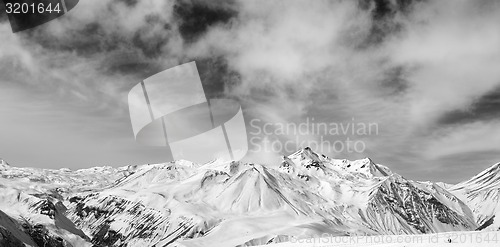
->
<box><xmin>0</xmin><ymin>0</ymin><xmax>499</xmax><ymax>182</ymax></box>
<box><xmin>186</xmin><ymin>0</ymin><xmax>500</xmax><ymax>181</ymax></box>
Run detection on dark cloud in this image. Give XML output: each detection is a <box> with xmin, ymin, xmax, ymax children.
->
<box><xmin>358</xmin><ymin>0</ymin><xmax>423</xmax><ymax>47</ymax></box>
<box><xmin>131</xmin><ymin>20</ymin><xmax>172</xmax><ymax>58</ymax></box>
<box><xmin>373</xmin><ymin>66</ymin><xmax>411</xmax><ymax>96</ymax></box>
<box><xmin>174</xmin><ymin>0</ymin><xmax>237</xmax><ymax>43</ymax></box>
<box><xmin>195</xmin><ymin>57</ymin><xmax>240</xmax><ymax>99</ymax></box>
<box><xmin>0</xmin><ymin>0</ymin><xmax>499</xmax><ymax>184</ymax></box>
<box><xmin>438</xmin><ymin>87</ymin><xmax>500</xmax><ymax>125</ymax></box>
<box><xmin>28</xmin><ymin>22</ymin><xmax>114</xmax><ymax>55</ymax></box>
<box><xmin>0</xmin><ymin>2</ymin><xmax>10</xmax><ymax>23</ymax></box>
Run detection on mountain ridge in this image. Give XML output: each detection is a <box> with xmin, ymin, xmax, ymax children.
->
<box><xmin>450</xmin><ymin>162</ymin><xmax>500</xmax><ymax>231</ymax></box>
<box><xmin>0</xmin><ymin>148</ymin><xmax>498</xmax><ymax>246</ymax></box>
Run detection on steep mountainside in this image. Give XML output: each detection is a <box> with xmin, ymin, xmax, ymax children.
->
<box><xmin>450</xmin><ymin>163</ymin><xmax>500</xmax><ymax>231</ymax></box>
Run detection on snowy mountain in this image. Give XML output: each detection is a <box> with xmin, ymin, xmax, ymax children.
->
<box><xmin>0</xmin><ymin>148</ymin><xmax>496</xmax><ymax>247</ymax></box>
<box><xmin>1</xmin><ymin>158</ymin><xmax>10</xmax><ymax>170</ymax></box>
<box><xmin>449</xmin><ymin>163</ymin><xmax>500</xmax><ymax>231</ymax></box>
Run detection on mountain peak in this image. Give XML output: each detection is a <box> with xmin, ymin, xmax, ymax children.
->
<box><xmin>450</xmin><ymin>162</ymin><xmax>500</xmax><ymax>229</ymax></box>
<box><xmin>483</xmin><ymin>162</ymin><xmax>500</xmax><ymax>175</ymax></box>
<box><xmin>454</xmin><ymin>162</ymin><xmax>500</xmax><ymax>191</ymax></box>
<box><xmin>340</xmin><ymin>157</ymin><xmax>391</xmax><ymax>177</ymax></box>
<box><xmin>0</xmin><ymin>149</ymin><xmax>488</xmax><ymax>246</ymax></box>
<box><xmin>280</xmin><ymin>148</ymin><xmax>392</xmax><ymax>180</ymax></box>
<box><xmin>0</xmin><ymin>158</ymin><xmax>11</xmax><ymax>169</ymax></box>
<box><xmin>288</xmin><ymin>147</ymin><xmax>324</xmax><ymax>162</ymax></box>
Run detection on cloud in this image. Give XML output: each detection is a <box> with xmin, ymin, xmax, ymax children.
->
<box><xmin>186</xmin><ymin>0</ymin><xmax>377</xmax><ymax>143</ymax></box>
<box><xmin>186</xmin><ymin>0</ymin><xmax>500</xmax><ymax>181</ymax></box>
<box><xmin>424</xmin><ymin>120</ymin><xmax>500</xmax><ymax>159</ymax></box>
<box><xmin>388</xmin><ymin>0</ymin><xmax>500</xmax><ymax>126</ymax></box>
<box><xmin>0</xmin><ymin>0</ymin><xmax>187</xmax><ymax>168</ymax></box>
<box><xmin>189</xmin><ymin>0</ymin><xmax>371</xmax><ymax>81</ymax></box>
<box><xmin>0</xmin><ymin>0</ymin><xmax>499</xmax><ymax>182</ymax></box>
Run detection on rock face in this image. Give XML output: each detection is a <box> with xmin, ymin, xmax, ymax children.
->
<box><xmin>0</xmin><ymin>149</ymin><xmax>496</xmax><ymax>246</ymax></box>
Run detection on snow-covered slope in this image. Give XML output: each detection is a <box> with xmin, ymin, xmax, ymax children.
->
<box><xmin>254</xmin><ymin>231</ymin><xmax>500</xmax><ymax>247</ymax></box>
<box><xmin>450</xmin><ymin>163</ymin><xmax>500</xmax><ymax>231</ymax></box>
<box><xmin>1</xmin><ymin>158</ymin><xmax>10</xmax><ymax>170</ymax></box>
<box><xmin>279</xmin><ymin>148</ymin><xmax>476</xmax><ymax>235</ymax></box>
<box><xmin>0</xmin><ymin>149</ymin><xmax>496</xmax><ymax>247</ymax></box>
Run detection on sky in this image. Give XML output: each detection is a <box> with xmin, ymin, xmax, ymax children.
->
<box><xmin>0</xmin><ymin>0</ymin><xmax>499</xmax><ymax>183</ymax></box>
